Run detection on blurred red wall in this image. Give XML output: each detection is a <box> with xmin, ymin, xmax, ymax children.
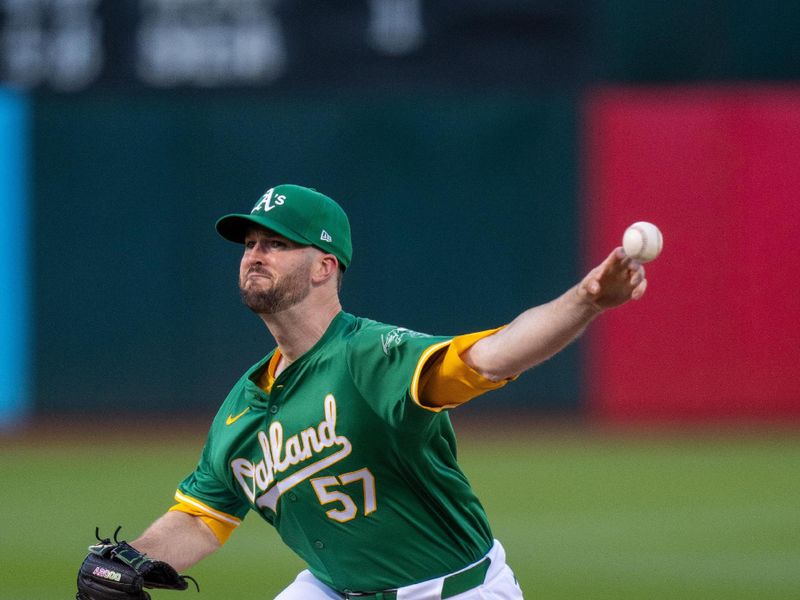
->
<box><xmin>583</xmin><ymin>87</ymin><xmax>800</xmax><ymax>422</ymax></box>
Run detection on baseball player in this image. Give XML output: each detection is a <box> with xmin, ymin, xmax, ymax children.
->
<box><xmin>76</xmin><ymin>184</ymin><xmax>647</xmax><ymax>600</ymax></box>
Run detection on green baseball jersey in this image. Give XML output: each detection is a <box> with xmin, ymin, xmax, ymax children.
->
<box><xmin>177</xmin><ymin>311</ymin><xmax>495</xmax><ymax>592</ymax></box>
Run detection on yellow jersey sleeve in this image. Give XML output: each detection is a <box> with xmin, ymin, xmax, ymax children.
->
<box><xmin>411</xmin><ymin>327</ymin><xmax>514</xmax><ymax>411</ymax></box>
<box><xmin>169</xmin><ymin>490</ymin><xmax>242</xmax><ymax>545</ymax></box>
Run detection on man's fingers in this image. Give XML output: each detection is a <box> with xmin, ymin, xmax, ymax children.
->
<box><xmin>609</xmin><ymin>247</ymin><xmax>627</xmax><ymax>268</ymax></box>
<box><xmin>631</xmin><ymin>277</ymin><xmax>648</xmax><ymax>300</ymax></box>
<box><xmin>605</xmin><ymin>248</ymin><xmax>643</xmax><ymax>283</ymax></box>
<box><xmin>610</xmin><ymin>247</ymin><xmax>643</xmax><ymax>273</ymax></box>
<box><xmin>621</xmin><ymin>256</ymin><xmax>642</xmax><ymax>274</ymax></box>
<box><xmin>630</xmin><ymin>264</ymin><xmax>646</xmax><ymax>287</ymax></box>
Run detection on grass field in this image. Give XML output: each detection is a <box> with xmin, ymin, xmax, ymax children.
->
<box><xmin>1</xmin><ymin>421</ymin><xmax>798</xmax><ymax>599</ymax></box>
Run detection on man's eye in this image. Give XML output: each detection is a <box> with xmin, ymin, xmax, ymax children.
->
<box><xmin>245</xmin><ymin>240</ymin><xmax>256</xmax><ymax>249</ymax></box>
<box><xmin>269</xmin><ymin>240</ymin><xmax>286</xmax><ymax>249</ymax></box>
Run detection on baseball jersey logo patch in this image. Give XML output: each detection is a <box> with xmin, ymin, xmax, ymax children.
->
<box><xmin>381</xmin><ymin>328</ymin><xmax>430</xmax><ymax>356</ymax></box>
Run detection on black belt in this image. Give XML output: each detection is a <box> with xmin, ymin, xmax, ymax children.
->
<box><xmin>343</xmin><ymin>556</ymin><xmax>491</xmax><ymax>600</ymax></box>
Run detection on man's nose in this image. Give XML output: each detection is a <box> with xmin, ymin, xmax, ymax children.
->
<box><xmin>244</xmin><ymin>248</ymin><xmax>265</xmax><ymax>267</ymax></box>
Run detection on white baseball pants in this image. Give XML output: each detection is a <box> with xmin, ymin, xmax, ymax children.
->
<box><xmin>273</xmin><ymin>539</ymin><xmax>523</xmax><ymax>599</ymax></box>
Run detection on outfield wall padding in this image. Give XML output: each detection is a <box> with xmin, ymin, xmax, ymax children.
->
<box><xmin>583</xmin><ymin>87</ymin><xmax>800</xmax><ymax>421</ymax></box>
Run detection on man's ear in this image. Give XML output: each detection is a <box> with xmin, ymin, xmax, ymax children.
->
<box><xmin>312</xmin><ymin>253</ymin><xmax>340</xmax><ymax>285</ymax></box>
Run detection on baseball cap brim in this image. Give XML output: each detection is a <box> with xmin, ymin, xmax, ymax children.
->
<box><xmin>215</xmin><ymin>213</ymin><xmax>312</xmax><ymax>247</ymax></box>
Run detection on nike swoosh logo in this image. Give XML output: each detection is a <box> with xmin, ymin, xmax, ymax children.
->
<box><xmin>226</xmin><ymin>407</ymin><xmax>251</xmax><ymax>426</ymax></box>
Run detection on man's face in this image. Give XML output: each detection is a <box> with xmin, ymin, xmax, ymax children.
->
<box><xmin>239</xmin><ymin>227</ymin><xmax>314</xmax><ymax>314</ymax></box>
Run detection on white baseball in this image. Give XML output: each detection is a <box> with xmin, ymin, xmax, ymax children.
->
<box><xmin>622</xmin><ymin>221</ymin><xmax>663</xmax><ymax>262</ymax></box>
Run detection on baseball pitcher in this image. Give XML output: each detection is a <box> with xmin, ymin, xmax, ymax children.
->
<box><xmin>76</xmin><ymin>184</ymin><xmax>647</xmax><ymax>600</ymax></box>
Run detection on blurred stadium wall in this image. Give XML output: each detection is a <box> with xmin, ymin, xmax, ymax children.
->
<box><xmin>583</xmin><ymin>88</ymin><xmax>800</xmax><ymax>422</ymax></box>
<box><xmin>1</xmin><ymin>1</ymin><xmax>799</xmax><ymax>426</ymax></box>
<box><xmin>0</xmin><ymin>89</ymin><xmax>30</xmax><ymax>429</ymax></box>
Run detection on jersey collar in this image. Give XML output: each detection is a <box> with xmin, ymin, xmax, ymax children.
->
<box><xmin>242</xmin><ymin>311</ymin><xmax>354</xmax><ymax>404</ymax></box>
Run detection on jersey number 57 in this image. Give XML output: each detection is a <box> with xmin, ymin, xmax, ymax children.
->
<box><xmin>310</xmin><ymin>468</ymin><xmax>377</xmax><ymax>523</ymax></box>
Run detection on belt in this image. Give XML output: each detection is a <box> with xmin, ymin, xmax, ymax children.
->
<box><xmin>344</xmin><ymin>556</ymin><xmax>491</xmax><ymax>600</ymax></box>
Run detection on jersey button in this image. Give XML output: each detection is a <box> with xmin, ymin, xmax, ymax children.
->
<box><xmin>269</xmin><ymin>405</ymin><xmax>278</xmax><ymax>414</ymax></box>
<box><xmin>288</xmin><ymin>492</ymin><xmax>297</xmax><ymax>501</ymax></box>
<box><xmin>314</xmin><ymin>540</ymin><xmax>324</xmax><ymax>549</ymax></box>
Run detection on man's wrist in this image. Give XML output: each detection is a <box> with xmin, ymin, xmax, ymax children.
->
<box><xmin>571</xmin><ymin>284</ymin><xmax>605</xmax><ymax>318</ymax></box>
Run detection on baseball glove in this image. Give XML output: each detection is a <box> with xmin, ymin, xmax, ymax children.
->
<box><xmin>76</xmin><ymin>527</ymin><xmax>199</xmax><ymax>600</ymax></box>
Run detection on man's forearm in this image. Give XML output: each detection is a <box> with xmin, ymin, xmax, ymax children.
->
<box><xmin>132</xmin><ymin>511</ymin><xmax>221</xmax><ymax>571</ymax></box>
<box><xmin>462</xmin><ymin>248</ymin><xmax>646</xmax><ymax>382</ymax></box>
<box><xmin>463</xmin><ymin>286</ymin><xmax>599</xmax><ymax>381</ymax></box>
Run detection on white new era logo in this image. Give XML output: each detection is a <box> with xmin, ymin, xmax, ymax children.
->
<box><xmin>320</xmin><ymin>230</ymin><xmax>332</xmax><ymax>243</ymax></box>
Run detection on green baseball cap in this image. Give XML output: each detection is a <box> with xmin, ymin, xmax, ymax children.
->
<box><xmin>216</xmin><ymin>184</ymin><xmax>353</xmax><ymax>270</ymax></box>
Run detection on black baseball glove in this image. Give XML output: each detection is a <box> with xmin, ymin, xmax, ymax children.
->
<box><xmin>76</xmin><ymin>527</ymin><xmax>199</xmax><ymax>600</ymax></box>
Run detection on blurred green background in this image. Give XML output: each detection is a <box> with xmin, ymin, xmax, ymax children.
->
<box><xmin>2</xmin><ymin>423</ymin><xmax>798</xmax><ymax>600</ymax></box>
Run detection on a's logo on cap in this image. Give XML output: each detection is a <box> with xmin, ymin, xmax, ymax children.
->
<box><xmin>320</xmin><ymin>230</ymin><xmax>332</xmax><ymax>243</ymax></box>
<box><xmin>251</xmin><ymin>188</ymin><xmax>286</xmax><ymax>214</ymax></box>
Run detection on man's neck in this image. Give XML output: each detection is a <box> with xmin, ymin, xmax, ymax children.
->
<box><xmin>259</xmin><ymin>297</ymin><xmax>342</xmax><ymax>366</ymax></box>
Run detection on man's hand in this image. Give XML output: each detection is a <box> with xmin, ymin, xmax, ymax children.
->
<box><xmin>577</xmin><ymin>247</ymin><xmax>647</xmax><ymax>312</ymax></box>
<box><xmin>76</xmin><ymin>528</ymin><xmax>198</xmax><ymax>600</ymax></box>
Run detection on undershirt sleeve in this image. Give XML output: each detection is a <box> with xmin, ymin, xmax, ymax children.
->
<box><xmin>169</xmin><ymin>490</ymin><xmax>242</xmax><ymax>545</ymax></box>
<box><xmin>411</xmin><ymin>327</ymin><xmax>515</xmax><ymax>411</ymax></box>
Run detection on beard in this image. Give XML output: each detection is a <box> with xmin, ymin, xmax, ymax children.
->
<box><xmin>239</xmin><ymin>262</ymin><xmax>312</xmax><ymax>315</ymax></box>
